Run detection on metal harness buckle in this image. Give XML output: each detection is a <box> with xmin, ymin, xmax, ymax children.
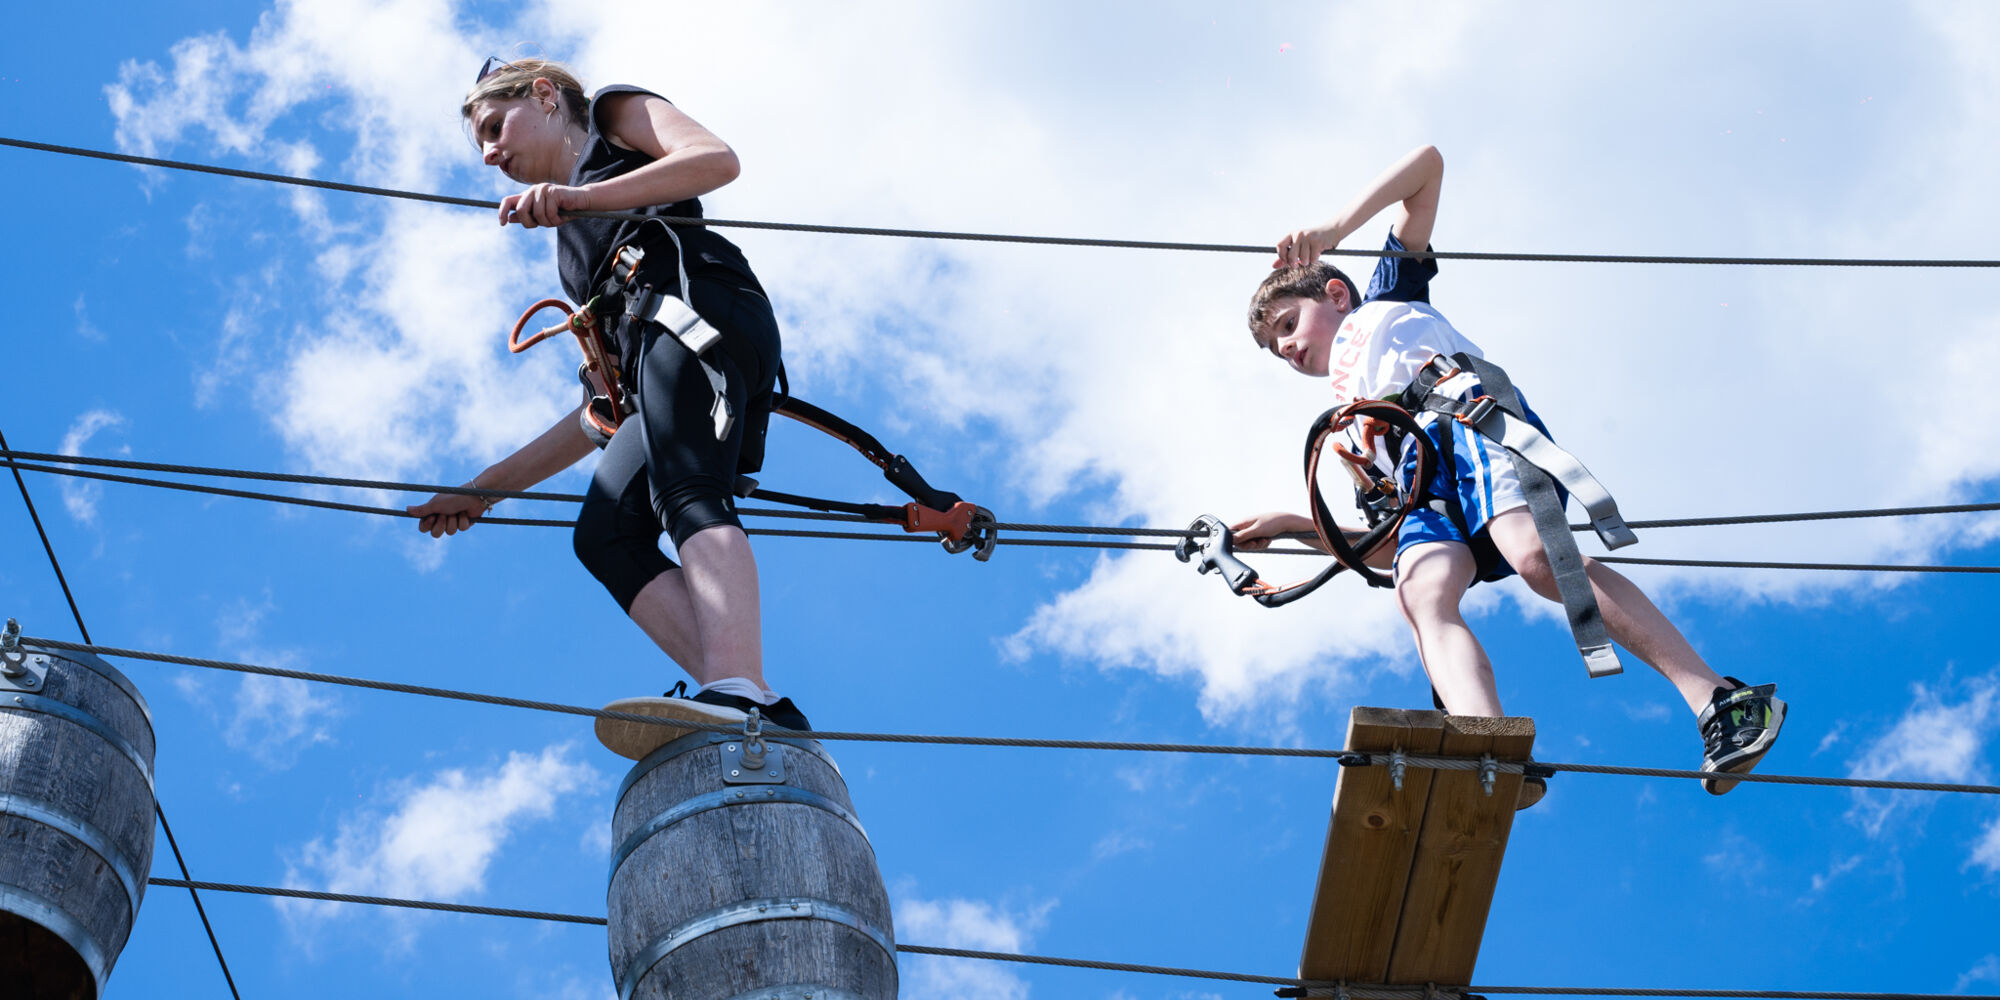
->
<box><xmin>1452</xmin><ymin>394</ymin><xmax>1497</xmax><ymax>426</ymax></box>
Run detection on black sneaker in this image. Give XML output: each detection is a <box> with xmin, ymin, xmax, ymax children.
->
<box><xmin>596</xmin><ymin>682</ymin><xmax>812</xmax><ymax>760</ymax></box>
<box><xmin>1697</xmin><ymin>677</ymin><xmax>1786</xmax><ymax>795</ymax></box>
<box><xmin>687</xmin><ymin>688</ymin><xmax>813</xmax><ymax>732</ymax></box>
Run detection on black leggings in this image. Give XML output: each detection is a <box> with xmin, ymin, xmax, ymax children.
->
<box><xmin>573</xmin><ymin>278</ymin><xmax>781</xmax><ymax>611</ymax></box>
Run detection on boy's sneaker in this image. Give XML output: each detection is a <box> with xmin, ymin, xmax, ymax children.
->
<box><xmin>596</xmin><ymin>681</ymin><xmax>813</xmax><ymax>760</ymax></box>
<box><xmin>1697</xmin><ymin>677</ymin><xmax>1786</xmax><ymax>795</ymax></box>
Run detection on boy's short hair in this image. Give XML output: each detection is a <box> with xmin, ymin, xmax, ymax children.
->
<box><xmin>1246</xmin><ymin>262</ymin><xmax>1361</xmax><ymax>335</ymax></box>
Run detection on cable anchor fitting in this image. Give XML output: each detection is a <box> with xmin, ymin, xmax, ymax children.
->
<box><xmin>1478</xmin><ymin>753</ymin><xmax>1498</xmax><ymax>797</ymax></box>
<box><xmin>739</xmin><ymin>708</ymin><xmax>767</xmax><ymax>771</ymax></box>
<box><xmin>0</xmin><ymin>619</ymin><xmax>24</xmax><ymax>677</ymax></box>
<box><xmin>1389</xmin><ymin>749</ymin><xmax>1407</xmax><ymax>792</ymax></box>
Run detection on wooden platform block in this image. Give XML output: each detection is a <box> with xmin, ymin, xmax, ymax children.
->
<box><xmin>1298</xmin><ymin>708</ymin><xmax>1535</xmax><ymax>987</ymax></box>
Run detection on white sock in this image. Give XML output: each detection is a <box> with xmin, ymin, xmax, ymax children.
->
<box><xmin>699</xmin><ymin>676</ymin><xmax>773</xmax><ymax>704</ymax></box>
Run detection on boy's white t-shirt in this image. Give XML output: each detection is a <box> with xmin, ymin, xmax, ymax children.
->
<box><xmin>1325</xmin><ymin>299</ymin><xmax>1484</xmax><ymax>407</ymax></box>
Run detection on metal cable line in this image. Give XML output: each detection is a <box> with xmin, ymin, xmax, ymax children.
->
<box><xmin>141</xmin><ymin>877</ymin><xmax>1998</xmax><ymax>1000</ymax></box>
<box><xmin>10</xmin><ymin>452</ymin><xmax>2000</xmax><ymax>572</ymax></box>
<box><xmin>7</xmin><ymin>136</ymin><xmax>1999</xmax><ymax>268</ymax></box>
<box><xmin>0</xmin><ymin>455</ymin><xmax>1325</xmax><ymax>553</ymax></box>
<box><xmin>2</xmin><ymin>428</ymin><xmax>245</xmax><ymax>1000</ymax></box>
<box><xmin>14</xmin><ymin>448</ymin><xmax>2000</xmax><ymax>539</ymax></box>
<box><xmin>26</xmin><ymin>637</ymin><xmax>2000</xmax><ymax>795</ymax></box>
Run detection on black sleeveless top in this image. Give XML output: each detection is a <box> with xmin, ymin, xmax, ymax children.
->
<box><xmin>557</xmin><ymin>85</ymin><xmax>762</xmax><ymax>309</ymax></box>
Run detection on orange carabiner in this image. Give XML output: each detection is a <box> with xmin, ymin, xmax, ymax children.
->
<box><xmin>509</xmin><ymin>298</ymin><xmax>594</xmax><ymax>354</ymax></box>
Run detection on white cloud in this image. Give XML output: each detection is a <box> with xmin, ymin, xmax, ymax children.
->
<box><xmin>1091</xmin><ymin>831</ymin><xmax>1152</xmax><ymax>861</ymax></box>
<box><xmin>109</xmin><ymin>2</ymin><xmax>2000</xmax><ymax>717</ymax></box>
<box><xmin>225</xmin><ymin>674</ymin><xmax>340</xmax><ymax>765</ymax></box>
<box><xmin>282</xmin><ymin>743</ymin><xmax>598</xmax><ymax>939</ymax></box>
<box><xmin>1803</xmin><ymin>854</ymin><xmax>1864</xmax><ymax>901</ymax></box>
<box><xmin>1972</xmin><ymin>818</ymin><xmax>2000</xmax><ymax>877</ymax></box>
<box><xmin>57</xmin><ymin>410</ymin><xmax>127</xmax><ymax>524</ymax></box>
<box><xmin>1846</xmin><ymin>671</ymin><xmax>2000</xmax><ymax>839</ymax></box>
<box><xmin>895</xmin><ymin>893</ymin><xmax>1056</xmax><ymax>1000</ymax></box>
<box><xmin>73</xmin><ymin>296</ymin><xmax>104</xmax><ymax>342</ymax></box>
<box><xmin>202</xmin><ymin>597</ymin><xmax>343</xmax><ymax>768</ymax></box>
<box><xmin>1959</xmin><ymin>954</ymin><xmax>2000</xmax><ymax>993</ymax></box>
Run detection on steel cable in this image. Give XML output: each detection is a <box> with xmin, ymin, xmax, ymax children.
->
<box><xmin>25</xmin><ymin>637</ymin><xmax>2000</xmax><ymax>795</ymax></box>
<box><xmin>7</xmin><ymin>136</ymin><xmax>2000</xmax><ymax>268</ymax></box>
<box><xmin>10</xmin><ymin>452</ymin><xmax>2000</xmax><ymax>571</ymax></box>
<box><xmin>141</xmin><ymin>877</ymin><xmax>1998</xmax><ymax>1000</ymax></box>
<box><xmin>2</xmin><ymin>427</ymin><xmax>246</xmax><ymax>1000</ymax></box>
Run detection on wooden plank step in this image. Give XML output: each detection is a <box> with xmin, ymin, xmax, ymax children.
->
<box><xmin>1298</xmin><ymin>708</ymin><xmax>1535</xmax><ymax>987</ymax></box>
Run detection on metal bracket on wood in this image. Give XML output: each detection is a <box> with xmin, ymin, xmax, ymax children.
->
<box><xmin>722</xmin><ymin>711</ymin><xmax>786</xmax><ymax>785</ymax></box>
<box><xmin>0</xmin><ymin>635</ymin><xmax>49</xmax><ymax>693</ymax></box>
<box><xmin>1478</xmin><ymin>754</ymin><xmax>1498</xmax><ymax>797</ymax></box>
<box><xmin>0</xmin><ymin>618</ymin><xmax>27</xmax><ymax>678</ymax></box>
<box><xmin>1388</xmin><ymin>749</ymin><xmax>1408</xmax><ymax>791</ymax></box>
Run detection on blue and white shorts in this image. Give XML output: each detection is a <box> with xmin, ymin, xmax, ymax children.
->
<box><xmin>1393</xmin><ymin>383</ymin><xmax>1560</xmax><ymax>583</ymax></box>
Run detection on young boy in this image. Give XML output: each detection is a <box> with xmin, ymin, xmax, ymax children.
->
<box><xmin>1229</xmin><ymin>145</ymin><xmax>1785</xmax><ymax>796</ymax></box>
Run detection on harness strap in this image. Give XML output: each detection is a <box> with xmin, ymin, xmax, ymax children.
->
<box><xmin>1454</xmin><ymin>354</ymin><xmax>1623</xmax><ymax>679</ymax></box>
<box><xmin>617</xmin><ymin>235</ymin><xmax>737</xmax><ymax>442</ymax></box>
<box><xmin>1405</xmin><ymin>358</ymin><xmax>1636</xmax><ymax>550</ymax></box>
<box><xmin>628</xmin><ymin>288</ymin><xmax>734</xmax><ymax>440</ymax></box>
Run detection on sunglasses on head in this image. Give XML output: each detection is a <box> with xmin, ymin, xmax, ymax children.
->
<box><xmin>475</xmin><ymin>56</ymin><xmax>509</xmax><ymax>83</ymax></box>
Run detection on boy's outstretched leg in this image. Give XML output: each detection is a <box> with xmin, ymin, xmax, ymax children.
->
<box><xmin>1484</xmin><ymin>510</ymin><xmax>1785</xmax><ymax>792</ymax></box>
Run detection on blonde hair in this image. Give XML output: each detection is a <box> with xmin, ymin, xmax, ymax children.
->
<box><xmin>462</xmin><ymin>57</ymin><xmax>589</xmax><ymax>125</ymax></box>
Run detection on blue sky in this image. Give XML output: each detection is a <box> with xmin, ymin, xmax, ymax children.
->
<box><xmin>6</xmin><ymin>2</ymin><xmax>2000</xmax><ymax>998</ymax></box>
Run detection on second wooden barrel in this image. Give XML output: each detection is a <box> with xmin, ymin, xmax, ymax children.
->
<box><xmin>607</xmin><ymin>728</ymin><xmax>896</xmax><ymax>1000</ymax></box>
<box><xmin>0</xmin><ymin>632</ymin><xmax>157</xmax><ymax>1000</ymax></box>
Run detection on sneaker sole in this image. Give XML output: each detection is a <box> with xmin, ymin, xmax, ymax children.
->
<box><xmin>1516</xmin><ymin>775</ymin><xmax>1548</xmax><ymax>811</ymax></box>
<box><xmin>596</xmin><ymin>696</ymin><xmax>747</xmax><ymax>761</ymax></box>
<box><xmin>1702</xmin><ymin>696</ymin><xmax>1788</xmax><ymax>795</ymax></box>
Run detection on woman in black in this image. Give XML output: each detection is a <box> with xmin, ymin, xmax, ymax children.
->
<box><xmin>409</xmin><ymin>58</ymin><xmax>807</xmax><ymax>756</ymax></box>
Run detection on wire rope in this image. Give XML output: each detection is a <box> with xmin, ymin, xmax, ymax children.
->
<box><xmin>140</xmin><ymin>877</ymin><xmax>2000</xmax><ymax>1000</ymax></box>
<box><xmin>9</xmin><ymin>452</ymin><xmax>2000</xmax><ymax>572</ymax></box>
<box><xmin>2</xmin><ymin>427</ymin><xmax>245</xmax><ymax>1000</ymax></box>
<box><xmin>23</xmin><ymin>637</ymin><xmax>2000</xmax><ymax>795</ymax></box>
<box><xmin>6</xmin><ymin>137</ymin><xmax>1999</xmax><ymax>268</ymax></box>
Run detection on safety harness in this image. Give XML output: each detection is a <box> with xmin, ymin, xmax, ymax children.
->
<box><xmin>1395</xmin><ymin>352</ymin><xmax>1635</xmax><ymax>677</ymax></box>
<box><xmin>1176</xmin><ymin>398</ymin><xmax>1437</xmax><ymax>607</ymax></box>
<box><xmin>505</xmin><ymin>235</ymin><xmax>996</xmax><ymax>561</ymax></box>
<box><xmin>1182</xmin><ymin>352</ymin><xmax>1639</xmax><ymax>678</ymax></box>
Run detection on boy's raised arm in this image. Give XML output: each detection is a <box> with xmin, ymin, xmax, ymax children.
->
<box><xmin>1274</xmin><ymin>145</ymin><xmax>1444</xmax><ymax>268</ymax></box>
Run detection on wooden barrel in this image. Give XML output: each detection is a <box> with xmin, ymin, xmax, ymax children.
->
<box><xmin>0</xmin><ymin>635</ymin><xmax>157</xmax><ymax>1000</ymax></box>
<box><xmin>607</xmin><ymin>729</ymin><xmax>896</xmax><ymax>1000</ymax></box>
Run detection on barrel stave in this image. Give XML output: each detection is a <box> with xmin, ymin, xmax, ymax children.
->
<box><xmin>609</xmin><ymin>737</ymin><xmax>896</xmax><ymax>1000</ymax></box>
<box><xmin>0</xmin><ymin>645</ymin><xmax>157</xmax><ymax>999</ymax></box>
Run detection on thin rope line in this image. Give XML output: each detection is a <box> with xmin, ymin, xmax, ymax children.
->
<box><xmin>139</xmin><ymin>878</ymin><xmax>1999</xmax><ymax>1000</ymax></box>
<box><xmin>0</xmin><ymin>434</ymin><xmax>92</xmax><ymax>644</ymax></box>
<box><xmin>146</xmin><ymin>878</ymin><xmax>604</xmax><ymax>925</ymax></box>
<box><xmin>1361</xmin><ymin>752</ymin><xmax>2000</xmax><ymax>795</ymax></box>
<box><xmin>0</xmin><ymin>457</ymin><xmax>1327</xmax><ymax>552</ymax></box>
<box><xmin>16</xmin><ymin>450</ymin><xmax>2000</xmax><ymax>539</ymax></box>
<box><xmin>1595</xmin><ymin>556</ymin><xmax>2000</xmax><ymax>574</ymax></box>
<box><xmin>6</xmin><ymin>137</ymin><xmax>1998</xmax><ymax>268</ymax></box>
<box><xmin>2</xmin><ymin>426</ymin><xmax>245</xmax><ymax>1000</ymax></box>
<box><xmin>153</xmin><ymin>812</ymin><xmax>246</xmax><ymax>1000</ymax></box>
<box><xmin>28</xmin><ymin>637</ymin><xmax>2000</xmax><ymax>795</ymax></box>
<box><xmin>8</xmin><ymin>454</ymin><xmax>1999</xmax><ymax>570</ymax></box>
